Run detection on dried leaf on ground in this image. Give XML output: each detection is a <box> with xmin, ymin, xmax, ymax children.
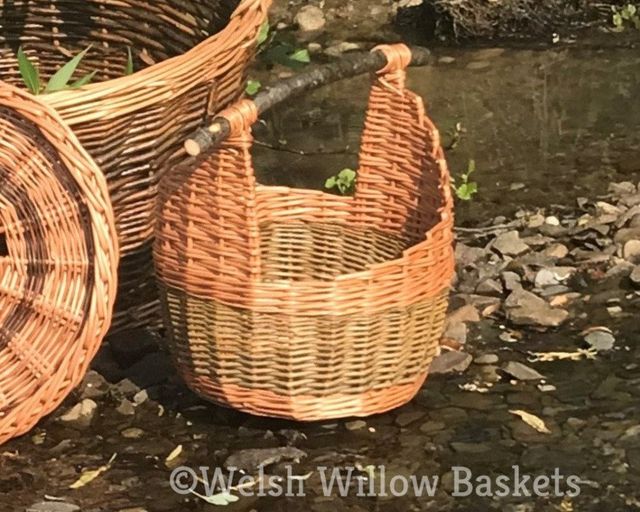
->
<box><xmin>510</xmin><ymin>410</ymin><xmax>551</xmax><ymax>434</ymax></box>
<box><xmin>69</xmin><ymin>454</ymin><xmax>117</xmax><ymax>489</ymax></box>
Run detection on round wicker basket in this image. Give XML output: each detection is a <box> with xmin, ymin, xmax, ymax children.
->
<box><xmin>0</xmin><ymin>0</ymin><xmax>271</xmax><ymax>333</ymax></box>
<box><xmin>0</xmin><ymin>83</ymin><xmax>118</xmax><ymax>445</ymax></box>
<box><xmin>155</xmin><ymin>45</ymin><xmax>455</xmax><ymax>421</ymax></box>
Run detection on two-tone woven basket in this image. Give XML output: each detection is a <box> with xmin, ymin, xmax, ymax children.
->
<box><xmin>0</xmin><ymin>0</ymin><xmax>270</xmax><ymax>334</ymax></box>
<box><xmin>155</xmin><ymin>45</ymin><xmax>455</xmax><ymax>421</ymax></box>
<box><xmin>0</xmin><ymin>83</ymin><xmax>118</xmax><ymax>445</ymax></box>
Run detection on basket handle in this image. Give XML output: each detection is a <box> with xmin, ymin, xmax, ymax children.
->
<box><xmin>184</xmin><ymin>44</ymin><xmax>431</xmax><ymax>157</ymax></box>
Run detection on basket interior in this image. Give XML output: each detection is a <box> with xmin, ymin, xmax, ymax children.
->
<box><xmin>0</xmin><ymin>0</ymin><xmax>242</xmax><ymax>86</ymax></box>
<box><xmin>259</xmin><ymin>220</ymin><xmax>415</xmax><ymax>282</ymax></box>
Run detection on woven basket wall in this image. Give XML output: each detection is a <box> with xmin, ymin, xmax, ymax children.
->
<box><xmin>155</xmin><ymin>46</ymin><xmax>455</xmax><ymax>421</ymax></box>
<box><xmin>0</xmin><ymin>0</ymin><xmax>271</xmax><ymax>333</ymax></box>
<box><xmin>0</xmin><ymin>83</ymin><xmax>118</xmax><ymax>445</ymax></box>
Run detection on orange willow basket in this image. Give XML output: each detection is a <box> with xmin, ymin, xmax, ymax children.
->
<box><xmin>0</xmin><ymin>0</ymin><xmax>271</xmax><ymax>334</ymax></box>
<box><xmin>155</xmin><ymin>44</ymin><xmax>455</xmax><ymax>421</ymax></box>
<box><xmin>0</xmin><ymin>83</ymin><xmax>118</xmax><ymax>445</ymax></box>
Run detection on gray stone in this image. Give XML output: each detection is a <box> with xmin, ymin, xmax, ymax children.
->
<box><xmin>475</xmin><ymin>354</ymin><xmax>499</xmax><ymax>365</ymax></box>
<box><xmin>79</xmin><ymin>371</ymin><xmax>109</xmax><ymax>400</ymax></box>
<box><xmin>502</xmin><ymin>271</ymin><xmax>522</xmax><ymax>292</ymax></box>
<box><xmin>493</xmin><ymin>231</ymin><xmax>530</xmax><ymax>256</ymax></box>
<box><xmin>27</xmin><ymin>503</ymin><xmax>80</xmax><ymax>512</ymax></box>
<box><xmin>544</xmin><ymin>243</ymin><xmax>569</xmax><ymax>259</ymax></box>
<box><xmin>450</xmin><ymin>442</ymin><xmax>491</xmax><ymax>454</ymax></box>
<box><xmin>419</xmin><ymin>421</ymin><xmax>446</xmax><ymax>434</ymax></box>
<box><xmin>443</xmin><ymin>321</ymin><xmax>468</xmax><ymax>344</ymax></box>
<box><xmin>504</xmin><ymin>289</ymin><xmax>569</xmax><ymax>327</ymax></box>
<box><xmin>584</xmin><ymin>330</ymin><xmax>616</xmax><ymax>352</ymax></box>
<box><xmin>623</xmin><ymin>240</ymin><xmax>640</xmax><ymax>263</ymax></box>
<box><xmin>476</xmin><ymin>278</ymin><xmax>503</xmax><ymax>295</ymax></box>
<box><xmin>534</xmin><ymin>267</ymin><xmax>575</xmax><ymax>288</ymax></box>
<box><xmin>429</xmin><ymin>352</ymin><xmax>473</xmax><ymax>375</ymax></box>
<box><xmin>396</xmin><ymin>411</ymin><xmax>426</xmax><ymax>427</ymax></box>
<box><xmin>502</xmin><ymin>361</ymin><xmax>545</xmax><ymax>381</ymax></box>
<box><xmin>295</xmin><ymin>6</ymin><xmax>326</xmax><ymax>35</ymax></box>
<box><xmin>466</xmin><ymin>60</ymin><xmax>491</xmax><ymax>70</ymax></box>
<box><xmin>631</xmin><ymin>266</ymin><xmax>640</xmax><ymax>287</ymax></box>
<box><xmin>615</xmin><ymin>227</ymin><xmax>640</xmax><ymax>245</ymax></box>
<box><xmin>116</xmin><ymin>399</ymin><xmax>136</xmax><ymax>417</ymax></box>
<box><xmin>121</xmin><ymin>427</ymin><xmax>145</xmax><ymax>439</ymax></box>
<box><xmin>59</xmin><ymin>399</ymin><xmax>97</xmax><ymax>429</ymax></box>
<box><xmin>345</xmin><ymin>420</ymin><xmax>367</xmax><ymax>431</ymax></box>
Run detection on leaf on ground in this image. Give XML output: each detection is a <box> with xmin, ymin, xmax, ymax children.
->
<box><xmin>191</xmin><ymin>490</ymin><xmax>239</xmax><ymax>506</ymax></box>
<box><xmin>510</xmin><ymin>410</ymin><xmax>551</xmax><ymax>434</ymax></box>
<box><xmin>165</xmin><ymin>445</ymin><xmax>183</xmax><ymax>465</ymax></box>
<box><xmin>69</xmin><ymin>453</ymin><xmax>117</xmax><ymax>489</ymax></box>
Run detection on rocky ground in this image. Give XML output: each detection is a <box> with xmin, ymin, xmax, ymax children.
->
<box><xmin>3</xmin><ymin>180</ymin><xmax>639</xmax><ymax>511</ymax></box>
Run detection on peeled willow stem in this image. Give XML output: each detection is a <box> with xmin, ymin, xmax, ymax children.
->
<box><xmin>184</xmin><ymin>45</ymin><xmax>431</xmax><ymax>157</ymax></box>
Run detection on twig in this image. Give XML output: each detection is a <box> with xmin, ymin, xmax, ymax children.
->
<box><xmin>253</xmin><ymin>140</ymin><xmax>357</xmax><ymax>157</ymax></box>
<box><xmin>184</xmin><ymin>46</ymin><xmax>432</xmax><ymax>157</ymax></box>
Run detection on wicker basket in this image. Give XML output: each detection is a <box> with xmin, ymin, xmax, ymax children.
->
<box><xmin>0</xmin><ymin>0</ymin><xmax>270</xmax><ymax>333</ymax></box>
<box><xmin>0</xmin><ymin>83</ymin><xmax>118</xmax><ymax>445</ymax></box>
<box><xmin>155</xmin><ymin>45</ymin><xmax>455</xmax><ymax>421</ymax></box>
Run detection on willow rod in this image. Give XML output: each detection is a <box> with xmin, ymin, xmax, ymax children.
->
<box><xmin>184</xmin><ymin>45</ymin><xmax>431</xmax><ymax>156</ymax></box>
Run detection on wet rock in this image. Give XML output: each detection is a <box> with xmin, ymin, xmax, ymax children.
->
<box><xmin>59</xmin><ymin>399</ymin><xmax>97</xmax><ymax>429</ymax></box>
<box><xmin>396</xmin><ymin>411</ymin><xmax>426</xmax><ymax>427</ymax></box>
<box><xmin>615</xmin><ymin>227</ymin><xmax>640</xmax><ymax>245</ymax></box>
<box><xmin>447</xmin><ymin>304</ymin><xmax>481</xmax><ymax>324</ymax></box>
<box><xmin>27</xmin><ymin>503</ymin><xmax>80</xmax><ymax>512</ymax></box>
<box><xmin>502</xmin><ymin>271</ymin><xmax>522</xmax><ymax>292</ymax></box>
<box><xmin>116</xmin><ymin>399</ymin><xmax>136</xmax><ymax>417</ymax></box>
<box><xmin>450</xmin><ymin>442</ymin><xmax>491</xmax><ymax>454</ymax></box>
<box><xmin>504</xmin><ymin>289</ymin><xmax>569</xmax><ymax>327</ymax></box>
<box><xmin>502</xmin><ymin>361</ymin><xmax>545</xmax><ymax>381</ymax></box>
<box><xmin>443</xmin><ymin>321</ymin><xmax>468</xmax><ymax>344</ymax></box>
<box><xmin>345</xmin><ymin>420</ymin><xmax>367</xmax><ymax>431</ymax></box>
<box><xmin>295</xmin><ymin>6</ymin><xmax>326</xmax><ymax>36</ymax></box>
<box><xmin>455</xmin><ymin>243</ymin><xmax>486</xmax><ymax>267</ymax></box>
<box><xmin>534</xmin><ymin>267</ymin><xmax>575</xmax><ymax>288</ymax></box>
<box><xmin>466</xmin><ymin>60</ymin><xmax>491</xmax><ymax>70</ymax></box>
<box><xmin>566</xmin><ymin>417</ymin><xmax>587</xmax><ymax>430</ymax></box>
<box><xmin>606</xmin><ymin>261</ymin><xmax>635</xmax><ymax>279</ymax></box>
<box><xmin>225</xmin><ymin>447</ymin><xmax>307</xmax><ymax>472</ymax></box>
<box><xmin>584</xmin><ymin>330</ymin><xmax>616</xmax><ymax>352</ymax></box>
<box><xmin>419</xmin><ymin>421</ymin><xmax>446</xmax><ymax>434</ymax></box>
<box><xmin>111</xmin><ymin>378</ymin><xmax>141</xmax><ymax>398</ymax></box>
<box><xmin>438</xmin><ymin>56</ymin><xmax>456</xmax><ymax>64</ymax></box>
<box><xmin>121</xmin><ymin>427</ymin><xmax>145</xmax><ymax>439</ymax></box>
<box><xmin>631</xmin><ymin>266</ymin><xmax>640</xmax><ymax>287</ymax></box>
<box><xmin>475</xmin><ymin>354</ymin><xmax>499</xmax><ymax>365</ymax></box>
<box><xmin>476</xmin><ymin>278</ymin><xmax>503</xmax><ymax>295</ymax></box>
<box><xmin>543</xmin><ymin>243</ymin><xmax>569</xmax><ymax>259</ymax></box>
<box><xmin>429</xmin><ymin>351</ymin><xmax>473</xmax><ymax>375</ymax></box>
<box><xmin>493</xmin><ymin>231</ymin><xmax>530</xmax><ymax>256</ymax></box>
<box><xmin>79</xmin><ymin>371</ymin><xmax>109</xmax><ymax>400</ymax></box>
<box><xmin>623</xmin><ymin>240</ymin><xmax>640</xmax><ymax>263</ymax></box>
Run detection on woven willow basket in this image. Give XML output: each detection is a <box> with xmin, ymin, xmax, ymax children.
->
<box><xmin>156</xmin><ymin>45</ymin><xmax>455</xmax><ymax>421</ymax></box>
<box><xmin>0</xmin><ymin>83</ymin><xmax>118</xmax><ymax>445</ymax></box>
<box><xmin>0</xmin><ymin>0</ymin><xmax>270</xmax><ymax>333</ymax></box>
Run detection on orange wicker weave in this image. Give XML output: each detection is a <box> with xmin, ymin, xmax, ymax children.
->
<box><xmin>0</xmin><ymin>83</ymin><xmax>118</xmax><ymax>445</ymax></box>
<box><xmin>155</xmin><ymin>44</ymin><xmax>455</xmax><ymax>421</ymax></box>
<box><xmin>0</xmin><ymin>0</ymin><xmax>270</xmax><ymax>333</ymax></box>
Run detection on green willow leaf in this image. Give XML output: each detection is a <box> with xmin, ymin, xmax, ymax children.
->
<box><xmin>45</xmin><ymin>45</ymin><xmax>92</xmax><ymax>93</ymax></box>
<box><xmin>17</xmin><ymin>47</ymin><xmax>40</xmax><ymax>94</ymax></box>
<box><xmin>69</xmin><ymin>70</ymin><xmax>97</xmax><ymax>89</ymax></box>
<box><xmin>125</xmin><ymin>47</ymin><xmax>134</xmax><ymax>75</ymax></box>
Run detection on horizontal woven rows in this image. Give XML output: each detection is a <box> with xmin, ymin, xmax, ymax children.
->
<box><xmin>161</xmin><ymin>285</ymin><xmax>448</xmax><ymax>395</ymax></box>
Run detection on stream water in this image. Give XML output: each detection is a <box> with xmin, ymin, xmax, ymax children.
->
<box><xmin>2</xmin><ymin>43</ymin><xmax>640</xmax><ymax>512</ymax></box>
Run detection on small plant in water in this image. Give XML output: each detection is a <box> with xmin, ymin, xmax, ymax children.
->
<box><xmin>453</xmin><ymin>159</ymin><xmax>478</xmax><ymax>201</ymax></box>
<box><xmin>325</xmin><ymin>168</ymin><xmax>357</xmax><ymax>195</ymax></box>
<box><xmin>612</xmin><ymin>4</ymin><xmax>640</xmax><ymax>31</ymax></box>
<box><xmin>18</xmin><ymin>45</ymin><xmax>96</xmax><ymax>94</ymax></box>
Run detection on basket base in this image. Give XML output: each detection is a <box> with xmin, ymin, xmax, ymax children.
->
<box><xmin>183</xmin><ymin>371</ymin><xmax>429</xmax><ymax>421</ymax></box>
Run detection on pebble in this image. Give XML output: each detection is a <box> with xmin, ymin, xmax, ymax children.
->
<box><xmin>584</xmin><ymin>330</ymin><xmax>616</xmax><ymax>352</ymax></box>
<box><xmin>504</xmin><ymin>289</ymin><xmax>569</xmax><ymax>327</ymax></box>
<box><xmin>502</xmin><ymin>271</ymin><xmax>522</xmax><ymax>291</ymax></box>
<box><xmin>475</xmin><ymin>354</ymin><xmax>499</xmax><ymax>365</ymax></box>
<box><xmin>438</xmin><ymin>56</ymin><xmax>456</xmax><ymax>64</ymax></box>
<box><xmin>538</xmin><ymin>384</ymin><xmax>557</xmax><ymax>393</ymax></box>
<box><xmin>466</xmin><ymin>60</ymin><xmax>491</xmax><ymax>70</ymax></box>
<box><xmin>502</xmin><ymin>361</ymin><xmax>545</xmax><ymax>381</ymax></box>
<box><xmin>545</xmin><ymin>216</ymin><xmax>561</xmax><ymax>226</ymax></box>
<box><xmin>631</xmin><ymin>266</ymin><xmax>640</xmax><ymax>287</ymax></box>
<box><xmin>544</xmin><ymin>243</ymin><xmax>569</xmax><ymax>259</ymax></box>
<box><xmin>429</xmin><ymin>351</ymin><xmax>473</xmax><ymax>375</ymax></box>
<box><xmin>295</xmin><ymin>5</ymin><xmax>326</xmax><ymax>35</ymax></box>
<box><xmin>623</xmin><ymin>240</ymin><xmax>640</xmax><ymax>262</ymax></box>
<box><xmin>121</xmin><ymin>427</ymin><xmax>145</xmax><ymax>439</ymax></box>
<box><xmin>116</xmin><ymin>399</ymin><xmax>136</xmax><ymax>417</ymax></box>
<box><xmin>345</xmin><ymin>420</ymin><xmax>367</xmax><ymax>431</ymax></box>
<box><xmin>59</xmin><ymin>399</ymin><xmax>97</xmax><ymax>429</ymax></box>
<box><xmin>396</xmin><ymin>411</ymin><xmax>426</xmax><ymax>427</ymax></box>
<box><xmin>493</xmin><ymin>230</ymin><xmax>530</xmax><ymax>256</ymax></box>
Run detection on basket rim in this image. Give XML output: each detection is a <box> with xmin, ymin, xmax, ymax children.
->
<box><xmin>39</xmin><ymin>0</ymin><xmax>270</xmax><ymax>124</ymax></box>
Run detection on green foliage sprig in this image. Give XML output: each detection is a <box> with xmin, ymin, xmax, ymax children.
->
<box><xmin>453</xmin><ymin>159</ymin><xmax>479</xmax><ymax>201</ymax></box>
<box><xmin>325</xmin><ymin>168</ymin><xmax>357</xmax><ymax>195</ymax></box>
<box><xmin>612</xmin><ymin>4</ymin><xmax>640</xmax><ymax>31</ymax></box>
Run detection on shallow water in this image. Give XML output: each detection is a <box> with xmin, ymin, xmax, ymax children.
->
<box><xmin>255</xmin><ymin>44</ymin><xmax>640</xmax><ymax>224</ymax></box>
<box><xmin>2</xmin><ymin>44</ymin><xmax>640</xmax><ymax>512</ymax></box>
